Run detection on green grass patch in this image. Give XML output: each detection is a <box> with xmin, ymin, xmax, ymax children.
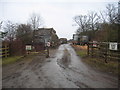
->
<box><xmin>2</xmin><ymin>56</ymin><xmax>23</xmax><ymax>65</ymax></box>
<box><xmin>76</xmin><ymin>50</ymin><xmax>87</xmax><ymax>58</ymax></box>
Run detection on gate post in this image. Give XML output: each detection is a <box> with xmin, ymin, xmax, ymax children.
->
<box><xmin>87</xmin><ymin>43</ymin><xmax>89</xmax><ymax>56</ymax></box>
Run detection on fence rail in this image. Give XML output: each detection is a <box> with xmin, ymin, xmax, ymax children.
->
<box><xmin>0</xmin><ymin>44</ymin><xmax>9</xmax><ymax>58</ymax></box>
<box><xmin>87</xmin><ymin>42</ymin><xmax>120</xmax><ymax>62</ymax></box>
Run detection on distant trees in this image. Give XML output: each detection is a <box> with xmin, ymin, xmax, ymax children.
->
<box><xmin>102</xmin><ymin>3</ymin><xmax>118</xmax><ymax>42</ymax></box>
<box><xmin>0</xmin><ymin>21</ymin><xmax>6</xmax><ymax>38</ymax></box>
<box><xmin>73</xmin><ymin>12</ymin><xmax>100</xmax><ymax>32</ymax></box>
<box><xmin>73</xmin><ymin>3</ymin><xmax>119</xmax><ymax>42</ymax></box>
<box><xmin>2</xmin><ymin>22</ymin><xmax>32</xmax><ymax>55</ymax></box>
<box><xmin>2</xmin><ymin>13</ymin><xmax>44</xmax><ymax>43</ymax></box>
<box><xmin>1</xmin><ymin>12</ymin><xmax>45</xmax><ymax>55</ymax></box>
<box><xmin>73</xmin><ymin>12</ymin><xmax>101</xmax><ymax>40</ymax></box>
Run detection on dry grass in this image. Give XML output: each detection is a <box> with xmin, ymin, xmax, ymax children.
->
<box><xmin>83</xmin><ymin>57</ymin><xmax>118</xmax><ymax>75</ymax></box>
<box><xmin>75</xmin><ymin>45</ymin><xmax>88</xmax><ymax>50</ymax></box>
<box><xmin>72</xmin><ymin>45</ymin><xmax>87</xmax><ymax>50</ymax></box>
<box><xmin>72</xmin><ymin>45</ymin><xmax>88</xmax><ymax>58</ymax></box>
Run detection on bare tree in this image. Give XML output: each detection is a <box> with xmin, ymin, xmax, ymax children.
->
<box><xmin>99</xmin><ymin>11</ymin><xmax>107</xmax><ymax>23</ymax></box>
<box><xmin>87</xmin><ymin>12</ymin><xmax>101</xmax><ymax>31</ymax></box>
<box><xmin>28</xmin><ymin>13</ymin><xmax>44</xmax><ymax>30</ymax></box>
<box><xmin>73</xmin><ymin>15</ymin><xmax>89</xmax><ymax>33</ymax></box>
<box><xmin>73</xmin><ymin>12</ymin><xmax>100</xmax><ymax>34</ymax></box>
<box><xmin>99</xmin><ymin>4</ymin><xmax>118</xmax><ymax>24</ymax></box>
<box><xmin>106</xmin><ymin>4</ymin><xmax>118</xmax><ymax>24</ymax></box>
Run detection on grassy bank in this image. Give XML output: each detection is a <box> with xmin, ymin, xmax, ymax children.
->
<box><xmin>71</xmin><ymin>44</ymin><xmax>118</xmax><ymax>75</ymax></box>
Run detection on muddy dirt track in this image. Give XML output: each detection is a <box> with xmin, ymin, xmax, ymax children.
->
<box><xmin>2</xmin><ymin>44</ymin><xmax>118</xmax><ymax>88</ymax></box>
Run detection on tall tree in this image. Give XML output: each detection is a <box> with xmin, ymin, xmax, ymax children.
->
<box><xmin>95</xmin><ymin>3</ymin><xmax>118</xmax><ymax>42</ymax></box>
<box><xmin>99</xmin><ymin>11</ymin><xmax>107</xmax><ymax>23</ymax></box>
<box><xmin>106</xmin><ymin>4</ymin><xmax>118</xmax><ymax>24</ymax></box>
<box><xmin>16</xmin><ymin>24</ymin><xmax>33</xmax><ymax>44</ymax></box>
<box><xmin>73</xmin><ymin>15</ymin><xmax>89</xmax><ymax>33</ymax></box>
<box><xmin>4</xmin><ymin>21</ymin><xmax>16</xmax><ymax>41</ymax></box>
<box><xmin>28</xmin><ymin>13</ymin><xmax>44</xmax><ymax>30</ymax></box>
<box><xmin>87</xmin><ymin>12</ymin><xmax>101</xmax><ymax>31</ymax></box>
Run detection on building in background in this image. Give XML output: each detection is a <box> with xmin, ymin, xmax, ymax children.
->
<box><xmin>72</xmin><ymin>34</ymin><xmax>88</xmax><ymax>45</ymax></box>
<box><xmin>59</xmin><ymin>38</ymin><xmax>67</xmax><ymax>44</ymax></box>
<box><xmin>72</xmin><ymin>34</ymin><xmax>79</xmax><ymax>45</ymax></box>
<box><xmin>33</xmin><ymin>28</ymin><xmax>59</xmax><ymax>51</ymax></box>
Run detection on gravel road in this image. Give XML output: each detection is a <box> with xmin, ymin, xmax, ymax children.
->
<box><xmin>2</xmin><ymin>44</ymin><xmax>118</xmax><ymax>88</ymax></box>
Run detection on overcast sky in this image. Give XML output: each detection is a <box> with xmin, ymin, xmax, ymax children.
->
<box><xmin>0</xmin><ymin>0</ymin><xmax>118</xmax><ymax>39</ymax></box>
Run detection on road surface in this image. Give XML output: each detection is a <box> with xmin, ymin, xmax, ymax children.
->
<box><xmin>2</xmin><ymin>44</ymin><xmax>118</xmax><ymax>88</ymax></box>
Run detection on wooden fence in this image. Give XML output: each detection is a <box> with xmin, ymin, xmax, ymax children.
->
<box><xmin>0</xmin><ymin>44</ymin><xmax>9</xmax><ymax>58</ymax></box>
<box><xmin>87</xmin><ymin>42</ymin><xmax>120</xmax><ymax>63</ymax></box>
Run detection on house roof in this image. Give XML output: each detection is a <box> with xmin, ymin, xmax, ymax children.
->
<box><xmin>33</xmin><ymin>28</ymin><xmax>58</xmax><ymax>39</ymax></box>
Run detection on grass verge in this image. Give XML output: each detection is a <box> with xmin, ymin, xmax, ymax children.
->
<box><xmin>2</xmin><ymin>56</ymin><xmax>23</xmax><ymax>65</ymax></box>
<box><xmin>76</xmin><ymin>50</ymin><xmax>87</xmax><ymax>58</ymax></box>
<box><xmin>83</xmin><ymin>57</ymin><xmax>118</xmax><ymax>75</ymax></box>
<box><xmin>71</xmin><ymin>44</ymin><xmax>118</xmax><ymax>76</ymax></box>
<box><xmin>1</xmin><ymin>51</ymin><xmax>46</xmax><ymax>66</ymax></box>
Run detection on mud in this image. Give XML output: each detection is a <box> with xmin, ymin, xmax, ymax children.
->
<box><xmin>2</xmin><ymin>44</ymin><xmax>118</xmax><ymax>88</ymax></box>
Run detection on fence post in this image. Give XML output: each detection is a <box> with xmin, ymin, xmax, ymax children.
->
<box><xmin>91</xmin><ymin>43</ymin><xmax>93</xmax><ymax>57</ymax></box>
<box><xmin>105</xmin><ymin>43</ymin><xmax>108</xmax><ymax>63</ymax></box>
<box><xmin>87</xmin><ymin>43</ymin><xmax>89</xmax><ymax>56</ymax></box>
<box><xmin>2</xmin><ymin>43</ymin><xmax>9</xmax><ymax>58</ymax></box>
<box><xmin>98</xmin><ymin>42</ymin><xmax>101</xmax><ymax>58</ymax></box>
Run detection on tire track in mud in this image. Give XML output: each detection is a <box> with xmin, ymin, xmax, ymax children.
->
<box><xmin>57</xmin><ymin>44</ymin><xmax>118</xmax><ymax>88</ymax></box>
<box><xmin>2</xmin><ymin>44</ymin><xmax>118</xmax><ymax>88</ymax></box>
<box><xmin>56</xmin><ymin>48</ymin><xmax>90</xmax><ymax>88</ymax></box>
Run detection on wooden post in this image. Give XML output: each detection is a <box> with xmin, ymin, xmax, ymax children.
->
<box><xmin>6</xmin><ymin>45</ymin><xmax>8</xmax><ymax>57</ymax></box>
<box><xmin>98</xmin><ymin>43</ymin><xmax>101</xmax><ymax>58</ymax></box>
<box><xmin>87</xmin><ymin>43</ymin><xmax>89</xmax><ymax>56</ymax></box>
<box><xmin>46</xmin><ymin>41</ymin><xmax>50</xmax><ymax>58</ymax></box>
<box><xmin>46</xmin><ymin>46</ymin><xmax>49</xmax><ymax>58</ymax></box>
<box><xmin>91</xmin><ymin>43</ymin><xmax>93</xmax><ymax>57</ymax></box>
<box><xmin>104</xmin><ymin>43</ymin><xmax>108</xmax><ymax>63</ymax></box>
